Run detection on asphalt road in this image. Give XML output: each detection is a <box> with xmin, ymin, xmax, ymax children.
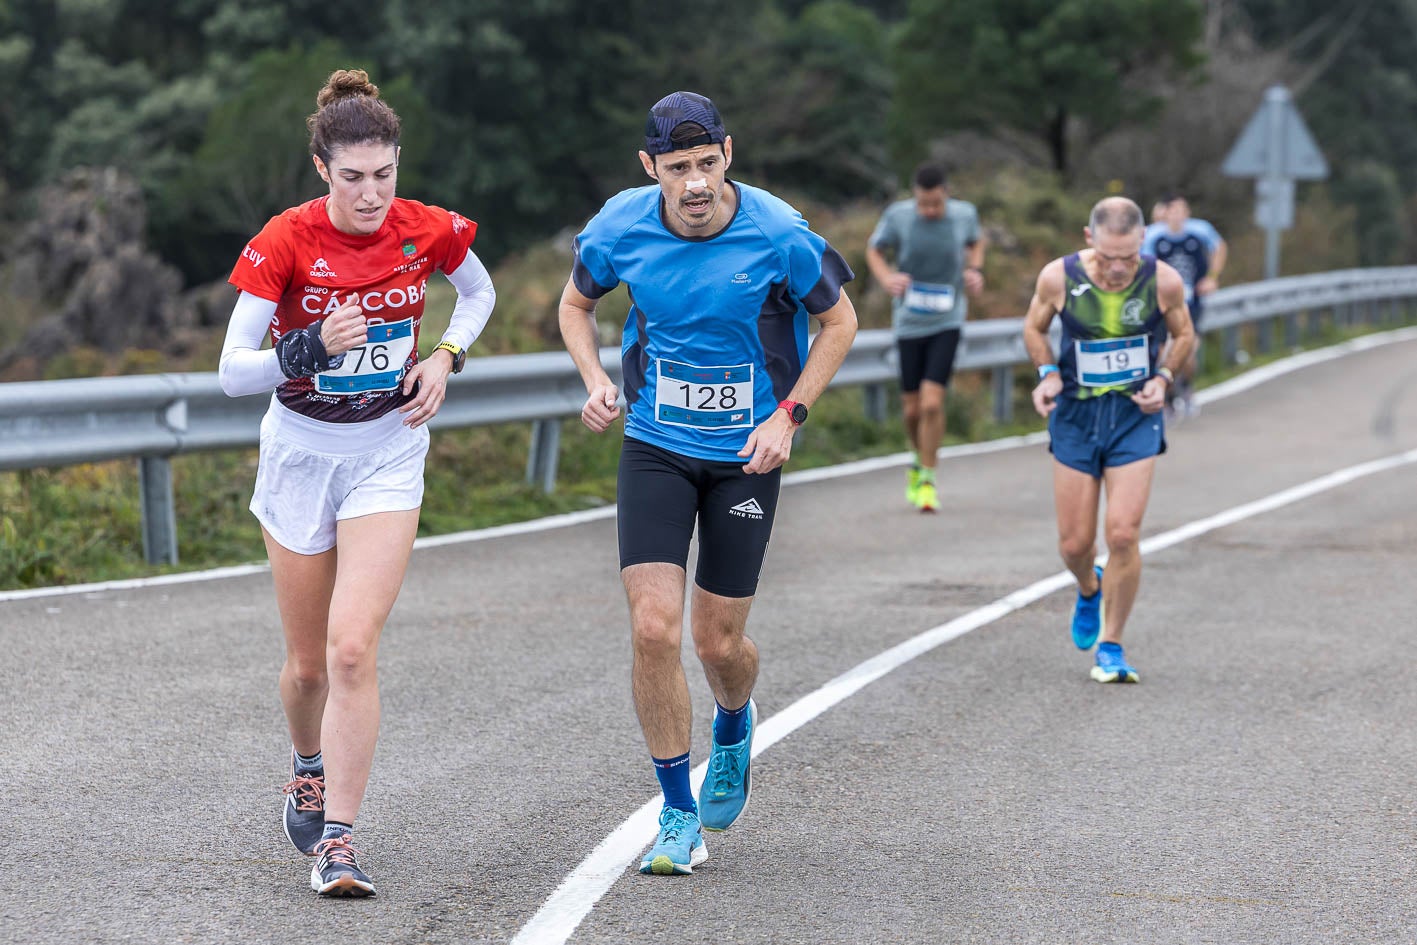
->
<box><xmin>2</xmin><ymin>333</ymin><xmax>1415</xmax><ymax>945</ymax></box>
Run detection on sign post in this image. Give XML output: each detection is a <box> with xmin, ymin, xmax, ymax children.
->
<box><xmin>1221</xmin><ymin>85</ymin><xmax>1329</xmax><ymax>279</ymax></box>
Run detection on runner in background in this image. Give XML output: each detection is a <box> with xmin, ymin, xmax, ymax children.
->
<box><xmin>866</xmin><ymin>165</ymin><xmax>985</xmax><ymax>513</ymax></box>
<box><xmin>1143</xmin><ymin>193</ymin><xmax>1227</xmax><ymax>418</ymax></box>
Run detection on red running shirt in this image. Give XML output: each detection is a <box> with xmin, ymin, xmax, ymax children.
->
<box><xmin>229</xmin><ymin>196</ymin><xmax>477</xmax><ymax>423</ymax></box>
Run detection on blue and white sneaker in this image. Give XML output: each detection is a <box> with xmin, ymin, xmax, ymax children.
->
<box><xmin>282</xmin><ymin>755</ymin><xmax>325</xmax><ymax>856</ymax></box>
<box><xmin>639</xmin><ymin>807</ymin><xmax>708</xmax><ymax>876</ymax></box>
<box><xmin>699</xmin><ymin>699</ymin><xmax>756</xmax><ymax>832</ymax></box>
<box><xmin>1071</xmin><ymin>565</ymin><xmax>1104</xmax><ymax>650</ymax></box>
<box><xmin>1091</xmin><ymin>642</ymin><xmax>1140</xmax><ymax>684</ymax></box>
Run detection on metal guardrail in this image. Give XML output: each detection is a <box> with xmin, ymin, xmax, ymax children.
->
<box><xmin>3</xmin><ymin>266</ymin><xmax>1416</xmax><ymax>564</ymax></box>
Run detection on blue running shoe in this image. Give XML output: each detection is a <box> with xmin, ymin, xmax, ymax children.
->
<box><xmin>699</xmin><ymin>699</ymin><xmax>756</xmax><ymax>832</ymax></box>
<box><xmin>639</xmin><ymin>807</ymin><xmax>708</xmax><ymax>875</ymax></box>
<box><xmin>1070</xmin><ymin>565</ymin><xmax>1104</xmax><ymax>650</ymax></box>
<box><xmin>1091</xmin><ymin>642</ymin><xmax>1139</xmax><ymax>684</ymax></box>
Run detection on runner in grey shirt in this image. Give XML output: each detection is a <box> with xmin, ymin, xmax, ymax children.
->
<box><xmin>866</xmin><ymin>163</ymin><xmax>985</xmax><ymax>512</ymax></box>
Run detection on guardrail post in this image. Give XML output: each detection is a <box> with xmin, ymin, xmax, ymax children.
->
<box><xmin>991</xmin><ymin>366</ymin><xmax>1013</xmax><ymax>425</ymax></box>
<box><xmin>138</xmin><ymin>456</ymin><xmax>178</xmax><ymax>565</ymax></box>
<box><xmin>1256</xmin><ymin>317</ymin><xmax>1273</xmax><ymax>355</ymax></box>
<box><xmin>862</xmin><ymin>383</ymin><xmax>887</xmax><ymax>423</ymax></box>
<box><xmin>526</xmin><ymin>419</ymin><xmax>561</xmax><ymax>495</ymax></box>
<box><xmin>1222</xmin><ymin>325</ymin><xmax>1240</xmax><ymax>365</ymax></box>
<box><xmin>1284</xmin><ymin>312</ymin><xmax>1299</xmax><ymax>348</ymax></box>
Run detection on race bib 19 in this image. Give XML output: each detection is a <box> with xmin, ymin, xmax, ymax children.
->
<box><xmin>903</xmin><ymin>281</ymin><xmax>955</xmax><ymax>314</ymax></box>
<box><xmin>1075</xmin><ymin>334</ymin><xmax>1149</xmax><ymax>387</ymax></box>
<box><xmin>655</xmin><ymin>359</ymin><xmax>754</xmax><ymax>429</ymax></box>
<box><xmin>316</xmin><ymin>317</ymin><xmax>416</xmax><ymax>394</ymax></box>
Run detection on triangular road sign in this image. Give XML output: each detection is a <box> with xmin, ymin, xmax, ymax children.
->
<box><xmin>1222</xmin><ymin>85</ymin><xmax>1329</xmax><ymax>180</ymax></box>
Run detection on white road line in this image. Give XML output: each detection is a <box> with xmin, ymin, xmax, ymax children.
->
<box><xmin>2</xmin><ymin>326</ymin><xmax>1412</xmax><ymax>605</ymax></box>
<box><xmin>509</xmin><ymin>446</ymin><xmax>1417</xmax><ymax>945</ymax></box>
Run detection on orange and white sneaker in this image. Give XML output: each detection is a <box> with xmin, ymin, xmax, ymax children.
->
<box><xmin>310</xmin><ymin>834</ymin><xmax>376</xmax><ymax>897</ymax></box>
<box><xmin>914</xmin><ymin>479</ymin><xmax>939</xmax><ymax>513</ymax></box>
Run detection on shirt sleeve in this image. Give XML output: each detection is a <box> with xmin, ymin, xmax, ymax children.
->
<box><xmin>228</xmin><ymin>215</ymin><xmax>294</xmax><ymax>303</ymax></box>
<box><xmin>436</xmin><ymin>209</ymin><xmax>479</xmax><ymax>272</ymax></box>
<box><xmin>1141</xmin><ymin>223</ymin><xmax>1162</xmax><ymax>255</ymax></box>
<box><xmin>783</xmin><ymin>212</ymin><xmax>855</xmax><ymax>316</ymax></box>
<box><xmin>1195</xmin><ymin>219</ymin><xmax>1223</xmax><ymax>251</ymax></box>
<box><xmin>960</xmin><ymin>202</ymin><xmax>981</xmax><ymax>246</ymax></box>
<box><xmin>867</xmin><ymin>210</ymin><xmax>898</xmax><ymax>252</ymax></box>
<box><xmin>218</xmin><ymin>291</ymin><xmax>285</xmax><ymax>397</ymax></box>
<box><xmin>570</xmin><ymin>213</ymin><xmax>621</xmax><ymax>300</ymax></box>
<box><xmin>440</xmin><ymin>249</ymin><xmax>496</xmax><ymax>351</ymax></box>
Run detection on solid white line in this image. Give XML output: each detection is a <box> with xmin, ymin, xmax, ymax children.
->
<box><xmin>3</xmin><ymin>325</ymin><xmax>1412</xmax><ymax>605</ymax></box>
<box><xmin>1194</xmin><ymin>325</ymin><xmax>1417</xmax><ymax>406</ymax></box>
<box><xmin>508</xmin><ymin>446</ymin><xmax>1417</xmax><ymax>945</ymax></box>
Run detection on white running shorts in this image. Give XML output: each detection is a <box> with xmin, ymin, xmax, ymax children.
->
<box><xmin>250</xmin><ymin>400</ymin><xmax>430</xmax><ymax>555</ymax></box>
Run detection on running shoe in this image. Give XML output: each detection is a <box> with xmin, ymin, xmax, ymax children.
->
<box><xmin>1091</xmin><ymin>642</ymin><xmax>1139</xmax><ymax>684</ymax></box>
<box><xmin>699</xmin><ymin>699</ymin><xmax>756</xmax><ymax>832</ymax></box>
<box><xmin>638</xmin><ymin>807</ymin><xmax>708</xmax><ymax>876</ymax></box>
<box><xmin>1070</xmin><ymin>565</ymin><xmax>1104</xmax><ymax>650</ymax></box>
<box><xmin>310</xmin><ymin>834</ymin><xmax>376</xmax><ymax>896</ymax></box>
<box><xmin>906</xmin><ymin>465</ymin><xmax>922</xmax><ymax>505</ymax></box>
<box><xmin>282</xmin><ymin>757</ymin><xmax>325</xmax><ymax>856</ymax></box>
<box><xmin>914</xmin><ymin>480</ymin><xmax>939</xmax><ymax>513</ymax></box>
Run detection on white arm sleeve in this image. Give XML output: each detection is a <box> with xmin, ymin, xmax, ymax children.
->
<box><xmin>218</xmin><ymin>292</ymin><xmax>286</xmax><ymax>397</ymax></box>
<box><xmin>439</xmin><ymin>249</ymin><xmax>496</xmax><ymax>351</ymax></box>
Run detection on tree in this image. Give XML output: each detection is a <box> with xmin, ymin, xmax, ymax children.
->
<box><xmin>890</xmin><ymin>0</ymin><xmax>1204</xmax><ymax>176</ymax></box>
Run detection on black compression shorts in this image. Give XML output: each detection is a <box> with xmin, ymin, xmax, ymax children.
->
<box><xmin>617</xmin><ymin>437</ymin><xmax>781</xmax><ymax>598</ymax></box>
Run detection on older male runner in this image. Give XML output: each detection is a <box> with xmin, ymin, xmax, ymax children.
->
<box><xmin>1023</xmin><ymin>196</ymin><xmax>1193</xmax><ymax>683</ymax></box>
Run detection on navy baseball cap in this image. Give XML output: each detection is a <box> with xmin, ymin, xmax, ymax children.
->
<box><xmin>643</xmin><ymin>91</ymin><xmax>726</xmax><ymax>156</ymax></box>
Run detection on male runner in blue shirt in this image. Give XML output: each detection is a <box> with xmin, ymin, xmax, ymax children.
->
<box><xmin>558</xmin><ymin>91</ymin><xmax>858</xmax><ymax>876</ymax></box>
<box><xmin>1143</xmin><ymin>193</ymin><xmax>1226</xmax><ymax>417</ymax></box>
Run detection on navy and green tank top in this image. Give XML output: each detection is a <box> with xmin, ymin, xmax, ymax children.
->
<box><xmin>1057</xmin><ymin>253</ymin><xmax>1166</xmax><ymax>400</ymax></box>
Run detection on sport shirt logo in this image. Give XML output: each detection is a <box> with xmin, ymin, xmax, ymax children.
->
<box><xmin>729</xmin><ymin>498</ymin><xmax>764</xmax><ymax>519</ymax></box>
<box><xmin>1070</xmin><ymin>283</ymin><xmax>1092</xmax><ymax>297</ymax></box>
<box><xmin>309</xmin><ymin>257</ymin><xmax>337</xmax><ymax>279</ymax></box>
<box><xmin>731</xmin><ymin>272</ymin><xmax>751</xmax><ymax>285</ymax></box>
<box><xmin>1122</xmin><ymin>298</ymin><xmax>1146</xmax><ymax>326</ymax></box>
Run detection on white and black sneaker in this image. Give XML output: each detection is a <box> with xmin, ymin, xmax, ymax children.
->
<box><xmin>282</xmin><ymin>756</ymin><xmax>325</xmax><ymax>856</ymax></box>
<box><xmin>310</xmin><ymin>834</ymin><xmax>376</xmax><ymax>897</ymax></box>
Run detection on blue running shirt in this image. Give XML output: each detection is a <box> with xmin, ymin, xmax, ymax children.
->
<box><xmin>1142</xmin><ymin>219</ymin><xmax>1221</xmax><ymax>304</ymax></box>
<box><xmin>572</xmin><ymin>182</ymin><xmax>854</xmax><ymax>462</ymax></box>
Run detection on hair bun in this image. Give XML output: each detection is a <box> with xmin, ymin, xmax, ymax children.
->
<box><xmin>316</xmin><ymin>69</ymin><xmax>380</xmax><ymax>108</ymax></box>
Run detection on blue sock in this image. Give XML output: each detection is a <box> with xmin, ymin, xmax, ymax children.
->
<box><xmin>651</xmin><ymin>752</ymin><xmax>696</xmax><ymax>813</ymax></box>
<box><xmin>321</xmin><ymin>820</ymin><xmax>352</xmax><ymax>842</ymax></box>
<box><xmin>294</xmin><ymin>749</ymin><xmax>323</xmax><ymax>773</ymax></box>
<box><xmin>1097</xmin><ymin>641</ymin><xmax>1123</xmax><ymax>657</ymax></box>
<box><xmin>713</xmin><ymin>699</ymin><xmax>751</xmax><ymax>746</ymax></box>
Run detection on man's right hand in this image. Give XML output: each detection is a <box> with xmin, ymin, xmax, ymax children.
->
<box><xmin>320</xmin><ymin>302</ymin><xmax>368</xmax><ymax>356</ymax></box>
<box><xmin>884</xmin><ymin>272</ymin><xmax>912</xmax><ymax>298</ymax></box>
<box><xmin>1031</xmin><ymin>373</ymin><xmax>1063</xmax><ymax>418</ymax></box>
<box><xmin>581</xmin><ymin>383</ymin><xmax>621</xmax><ymax>433</ymax></box>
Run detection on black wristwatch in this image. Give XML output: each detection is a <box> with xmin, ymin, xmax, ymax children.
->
<box><xmin>778</xmin><ymin>399</ymin><xmax>808</xmax><ymax>425</ymax></box>
<box><xmin>434</xmin><ymin>341</ymin><xmax>466</xmax><ymax>374</ymax></box>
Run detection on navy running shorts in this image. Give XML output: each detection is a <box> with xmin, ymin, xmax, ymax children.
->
<box><xmin>897</xmin><ymin>327</ymin><xmax>962</xmax><ymax>392</ymax></box>
<box><xmin>1048</xmin><ymin>393</ymin><xmax>1166</xmax><ymax>478</ymax></box>
<box><xmin>617</xmin><ymin>436</ymin><xmax>781</xmax><ymax>598</ymax></box>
